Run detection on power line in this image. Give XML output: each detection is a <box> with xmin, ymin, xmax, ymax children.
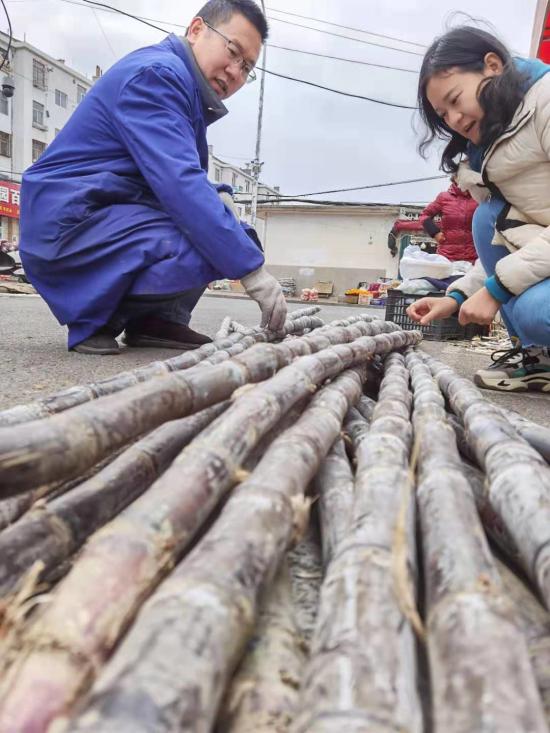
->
<box><xmin>54</xmin><ymin>0</ymin><xmax>417</xmax><ymax>109</ymax></box>
<box><xmin>0</xmin><ymin>0</ymin><xmax>13</xmax><ymax>73</ymax></box>
<box><xmin>234</xmin><ymin>175</ymin><xmax>447</xmax><ymax>199</ymax></box>
<box><xmin>258</xmin><ymin>66</ymin><xmax>416</xmax><ymax>109</ymax></box>
<box><xmin>58</xmin><ymin>0</ymin><xmax>187</xmax><ymax>29</ymax></box>
<box><xmin>267</xmin><ymin>43</ymin><xmax>419</xmax><ymax>74</ymax></box>
<box><xmin>266</xmin><ymin>16</ymin><xmax>425</xmax><ymax>57</ymax></box>
<box><xmin>58</xmin><ymin>0</ymin><xmax>425</xmax><ymax>59</ymax></box>
<box><xmin>266</xmin><ymin>7</ymin><xmax>426</xmax><ymax>49</ymax></box>
<box><xmin>91</xmin><ymin>6</ymin><xmax>117</xmax><ymax>59</ymax></box>
<box><xmin>74</xmin><ymin>0</ymin><xmax>169</xmax><ymax>33</ymax></box>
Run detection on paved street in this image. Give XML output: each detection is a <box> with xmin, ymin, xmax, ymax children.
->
<box><xmin>2</xmin><ymin>293</ymin><xmax>550</xmax><ymax>427</ymax></box>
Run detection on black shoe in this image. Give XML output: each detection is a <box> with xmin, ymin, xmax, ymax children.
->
<box><xmin>71</xmin><ymin>332</ymin><xmax>120</xmax><ymax>355</ymax></box>
<box><xmin>123</xmin><ymin>317</ymin><xmax>212</xmax><ymax>350</ymax></box>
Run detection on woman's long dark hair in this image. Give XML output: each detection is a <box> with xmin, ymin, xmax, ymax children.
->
<box><xmin>417</xmin><ymin>26</ymin><xmax>528</xmax><ymax>172</ymax></box>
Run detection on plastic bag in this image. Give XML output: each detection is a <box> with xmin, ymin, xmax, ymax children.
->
<box><xmin>395</xmin><ymin>278</ymin><xmax>438</xmax><ymax>295</ymax></box>
<box><xmin>399</xmin><ymin>244</ymin><xmax>453</xmax><ymax>280</ymax></box>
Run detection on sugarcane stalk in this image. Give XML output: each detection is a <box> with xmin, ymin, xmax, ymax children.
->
<box><xmin>58</xmin><ymin>368</ymin><xmax>366</xmax><ymax>733</ymax></box>
<box><xmin>0</xmin><ymin>314</ymin><xmax>324</xmax><ymax>428</ymax></box>
<box><xmin>355</xmin><ymin>395</ymin><xmax>376</xmax><ymax>422</ymax></box>
<box><xmin>344</xmin><ymin>405</ymin><xmax>369</xmax><ymax>443</ymax></box>
<box><xmin>422</xmin><ymin>352</ymin><xmax>550</xmax><ymax>613</ymax></box>
<box><xmin>0</xmin><ymin>402</ymin><xmax>227</xmax><ymax>600</ymax></box>
<box><xmin>406</xmin><ymin>349</ymin><xmax>547</xmax><ymax>733</ymax></box>
<box><xmin>0</xmin><ymin>319</ymin><xmax>411</xmax><ymax>496</ymax></box>
<box><xmin>215</xmin><ymin>316</ymin><xmax>233</xmax><ymax>341</ymax></box>
<box><xmin>314</xmin><ymin>438</ymin><xmax>354</xmax><ymax>566</ymax></box>
<box><xmin>495</xmin><ymin>555</ymin><xmax>550</xmax><ymax>723</ymax></box>
<box><xmin>287</xmin><ymin>522</ymin><xmax>323</xmax><ymax>647</ymax></box>
<box><xmin>0</xmin><ymin>490</ymin><xmax>40</xmax><ymax>532</ymax></box>
<box><xmin>495</xmin><ymin>406</ymin><xmax>550</xmax><ymax>464</ymax></box>
<box><xmin>459</xmin><ymin>459</ymin><xmax>521</xmax><ymax>567</ymax></box>
<box><xmin>294</xmin><ymin>352</ymin><xmax>423</xmax><ymax>733</ymax></box>
<box><xmin>0</xmin><ymin>333</ymin><xmax>419</xmax><ymax>732</ymax></box>
<box><xmin>216</xmin><ymin>560</ymin><xmax>307</xmax><ymax>733</ymax></box>
<box><xmin>445</xmin><ymin>411</ymin><xmax>479</xmax><ymax>465</ymax></box>
<box><xmin>288</xmin><ymin>305</ymin><xmax>322</xmax><ymax>320</ymax></box>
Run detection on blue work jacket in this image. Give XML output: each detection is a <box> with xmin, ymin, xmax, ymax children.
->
<box><xmin>20</xmin><ymin>35</ymin><xmax>264</xmax><ymax>347</ymax></box>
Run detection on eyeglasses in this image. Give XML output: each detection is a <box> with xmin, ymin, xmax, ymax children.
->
<box><xmin>201</xmin><ymin>19</ymin><xmax>257</xmax><ymax>83</ymax></box>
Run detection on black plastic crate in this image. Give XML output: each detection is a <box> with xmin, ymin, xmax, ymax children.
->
<box><xmin>384</xmin><ymin>289</ymin><xmax>488</xmax><ymax>341</ymax></box>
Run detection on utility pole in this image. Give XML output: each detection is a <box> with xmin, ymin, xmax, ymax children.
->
<box><xmin>250</xmin><ymin>0</ymin><xmax>266</xmax><ymax>228</ymax></box>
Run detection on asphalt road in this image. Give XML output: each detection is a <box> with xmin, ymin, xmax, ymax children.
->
<box><xmin>2</xmin><ymin>292</ymin><xmax>550</xmax><ymax>426</ymax></box>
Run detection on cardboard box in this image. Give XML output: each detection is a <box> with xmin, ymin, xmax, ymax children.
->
<box><xmin>314</xmin><ymin>280</ymin><xmax>334</xmax><ymax>298</ymax></box>
<box><xmin>229</xmin><ymin>280</ymin><xmax>245</xmax><ymax>293</ymax></box>
<box><xmin>344</xmin><ymin>294</ymin><xmax>359</xmax><ymax>304</ymax></box>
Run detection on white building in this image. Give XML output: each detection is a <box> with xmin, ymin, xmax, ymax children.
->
<box><xmin>0</xmin><ymin>30</ymin><xmax>94</xmax><ymax>240</ymax></box>
<box><xmin>207</xmin><ymin>146</ymin><xmax>280</xmax><ymax>222</ymax></box>
<box><xmin>256</xmin><ymin>202</ymin><xmax>425</xmax><ymax>295</ymax></box>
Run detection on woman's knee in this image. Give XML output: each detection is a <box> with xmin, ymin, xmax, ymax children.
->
<box><xmin>472</xmin><ymin>199</ymin><xmax>503</xmax><ymax>249</ymax></box>
<box><xmin>511</xmin><ymin>283</ymin><xmax>550</xmax><ymax>346</ymax></box>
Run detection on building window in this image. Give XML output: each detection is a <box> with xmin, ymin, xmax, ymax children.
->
<box><xmin>215</xmin><ymin>167</ymin><xmax>221</xmax><ymax>182</ymax></box>
<box><xmin>76</xmin><ymin>84</ymin><xmax>86</xmax><ymax>103</ymax></box>
<box><xmin>55</xmin><ymin>89</ymin><xmax>68</xmax><ymax>108</ymax></box>
<box><xmin>0</xmin><ymin>131</ymin><xmax>11</xmax><ymax>157</ymax></box>
<box><xmin>232</xmin><ymin>172</ymin><xmax>238</xmax><ymax>187</ymax></box>
<box><xmin>245</xmin><ymin>180</ymin><xmax>250</xmax><ymax>193</ymax></box>
<box><xmin>32</xmin><ymin>100</ymin><xmax>45</xmax><ymax>127</ymax></box>
<box><xmin>33</xmin><ymin>59</ymin><xmax>46</xmax><ymax>90</ymax></box>
<box><xmin>32</xmin><ymin>139</ymin><xmax>46</xmax><ymax>162</ymax></box>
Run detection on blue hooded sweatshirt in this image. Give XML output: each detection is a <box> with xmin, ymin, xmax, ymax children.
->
<box><xmin>20</xmin><ymin>35</ymin><xmax>265</xmax><ymax>348</ymax></box>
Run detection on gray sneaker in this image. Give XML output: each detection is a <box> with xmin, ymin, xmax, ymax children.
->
<box><xmin>474</xmin><ymin>346</ymin><xmax>550</xmax><ymax>393</ymax></box>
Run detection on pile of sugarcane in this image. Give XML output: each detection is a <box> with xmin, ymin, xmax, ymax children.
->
<box><xmin>0</xmin><ymin>307</ymin><xmax>550</xmax><ymax>733</ymax></box>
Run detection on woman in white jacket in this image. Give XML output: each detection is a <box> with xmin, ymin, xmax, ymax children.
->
<box><xmin>408</xmin><ymin>26</ymin><xmax>550</xmax><ymax>393</ymax></box>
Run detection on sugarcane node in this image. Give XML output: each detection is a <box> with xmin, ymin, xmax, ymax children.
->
<box><xmin>233</xmin><ymin>468</ymin><xmax>251</xmax><ymax>484</ymax></box>
<box><xmin>230</xmin><ymin>383</ymin><xmax>258</xmax><ymax>401</ymax></box>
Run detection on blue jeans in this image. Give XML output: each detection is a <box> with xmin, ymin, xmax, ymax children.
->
<box><xmin>473</xmin><ymin>198</ymin><xmax>550</xmax><ymax>347</ymax></box>
<box><xmin>107</xmin><ymin>287</ymin><xmax>205</xmax><ymax>335</ymax></box>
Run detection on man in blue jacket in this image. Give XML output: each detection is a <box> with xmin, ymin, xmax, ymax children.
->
<box><xmin>20</xmin><ymin>0</ymin><xmax>287</xmax><ymax>354</ymax></box>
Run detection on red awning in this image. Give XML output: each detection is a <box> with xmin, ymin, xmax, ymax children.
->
<box><xmin>533</xmin><ymin>0</ymin><xmax>550</xmax><ymax>62</ymax></box>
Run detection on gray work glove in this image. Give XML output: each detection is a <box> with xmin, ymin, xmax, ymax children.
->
<box><xmin>218</xmin><ymin>190</ymin><xmax>239</xmax><ymax>219</ymax></box>
<box><xmin>241</xmin><ymin>266</ymin><xmax>288</xmax><ymax>332</ymax></box>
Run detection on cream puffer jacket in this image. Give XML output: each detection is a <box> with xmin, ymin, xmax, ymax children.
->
<box><xmin>448</xmin><ymin>72</ymin><xmax>550</xmax><ymax>300</ymax></box>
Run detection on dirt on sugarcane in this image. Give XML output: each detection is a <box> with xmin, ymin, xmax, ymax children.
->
<box><xmin>0</xmin><ymin>403</ymin><xmax>227</xmax><ymax>602</ymax></box>
<box><xmin>407</xmin><ymin>349</ymin><xmax>547</xmax><ymax>733</ymax></box>
<box><xmin>0</xmin><ymin>333</ymin><xmax>420</xmax><ymax>732</ymax></box>
<box><xmin>294</xmin><ymin>352</ymin><xmax>423</xmax><ymax>733</ymax></box>
<box><xmin>423</xmin><ymin>352</ymin><xmax>550</xmax><ymax>613</ymax></box>
<box><xmin>495</xmin><ymin>555</ymin><xmax>550</xmax><ymax>723</ymax></box>
<box><xmin>287</xmin><ymin>521</ymin><xmax>323</xmax><ymax>647</ymax></box>
<box><xmin>216</xmin><ymin>561</ymin><xmax>307</xmax><ymax>733</ymax></box>
<box><xmin>0</xmin><ymin>318</ymin><xmax>407</xmax><ymax>496</ymax></box>
<box><xmin>61</xmin><ymin>369</ymin><xmax>366</xmax><ymax>733</ymax></box>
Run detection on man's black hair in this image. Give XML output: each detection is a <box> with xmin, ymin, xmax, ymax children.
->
<box><xmin>195</xmin><ymin>0</ymin><xmax>269</xmax><ymax>42</ymax></box>
<box><xmin>417</xmin><ymin>26</ymin><xmax>528</xmax><ymax>173</ymax></box>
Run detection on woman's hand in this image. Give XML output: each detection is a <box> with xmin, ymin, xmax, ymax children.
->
<box><xmin>407</xmin><ymin>296</ymin><xmax>459</xmax><ymax>325</ymax></box>
<box><xmin>434</xmin><ymin>232</ymin><xmax>446</xmax><ymax>244</ymax></box>
<box><xmin>458</xmin><ymin>287</ymin><xmax>500</xmax><ymax>326</ymax></box>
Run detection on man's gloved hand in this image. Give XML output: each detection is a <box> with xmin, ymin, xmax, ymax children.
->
<box><xmin>241</xmin><ymin>266</ymin><xmax>287</xmax><ymax>332</ymax></box>
<box><xmin>218</xmin><ymin>190</ymin><xmax>239</xmax><ymax>219</ymax></box>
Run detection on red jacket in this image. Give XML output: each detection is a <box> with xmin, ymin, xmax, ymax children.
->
<box><xmin>420</xmin><ymin>183</ymin><xmax>478</xmax><ymax>263</ymax></box>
